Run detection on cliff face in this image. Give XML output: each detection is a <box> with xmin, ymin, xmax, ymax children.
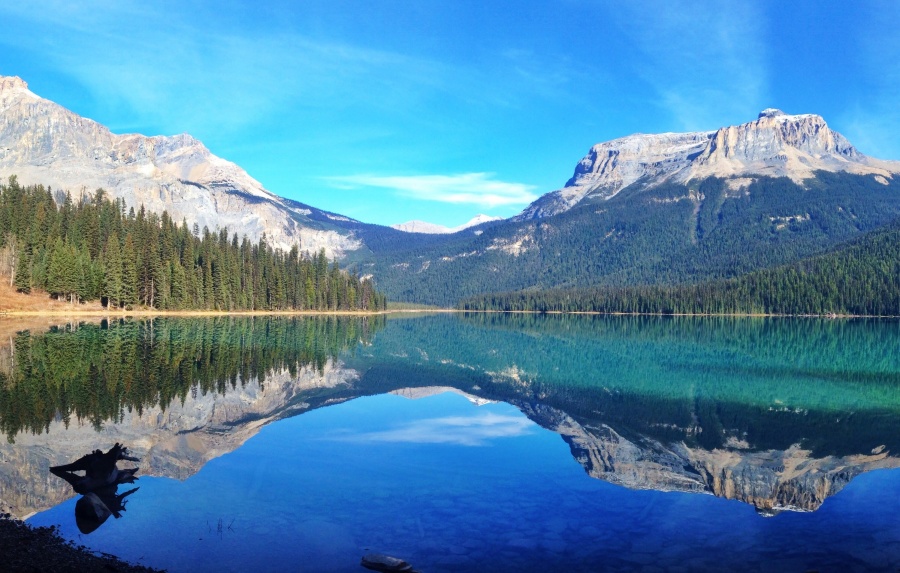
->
<box><xmin>0</xmin><ymin>360</ymin><xmax>358</xmax><ymax>519</ymax></box>
<box><xmin>518</xmin><ymin>109</ymin><xmax>900</xmax><ymax>220</ymax></box>
<box><xmin>522</xmin><ymin>402</ymin><xmax>898</xmax><ymax>514</ymax></box>
<box><xmin>0</xmin><ymin>76</ymin><xmax>361</xmax><ymax>258</ymax></box>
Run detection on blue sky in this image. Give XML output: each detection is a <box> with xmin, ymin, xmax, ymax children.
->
<box><xmin>1</xmin><ymin>1</ymin><xmax>899</xmax><ymax>228</ymax></box>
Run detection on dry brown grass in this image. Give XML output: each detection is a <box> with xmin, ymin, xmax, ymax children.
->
<box><xmin>0</xmin><ymin>276</ymin><xmax>105</xmax><ymax>313</ymax></box>
<box><xmin>0</xmin><ymin>278</ymin><xmax>107</xmax><ymax>346</ymax></box>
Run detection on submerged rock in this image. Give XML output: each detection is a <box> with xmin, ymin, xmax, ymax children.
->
<box><xmin>360</xmin><ymin>553</ymin><xmax>415</xmax><ymax>572</ymax></box>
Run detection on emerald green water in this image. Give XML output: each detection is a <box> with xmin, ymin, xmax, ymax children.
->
<box><xmin>3</xmin><ymin>314</ymin><xmax>900</xmax><ymax>572</ymax></box>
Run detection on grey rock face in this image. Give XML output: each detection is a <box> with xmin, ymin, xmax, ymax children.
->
<box><xmin>0</xmin><ymin>76</ymin><xmax>360</xmax><ymax>259</ymax></box>
<box><xmin>518</xmin><ymin>109</ymin><xmax>900</xmax><ymax>220</ymax></box>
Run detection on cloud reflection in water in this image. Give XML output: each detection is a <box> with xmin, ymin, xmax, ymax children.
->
<box><xmin>330</xmin><ymin>412</ymin><xmax>536</xmax><ymax>446</ymax></box>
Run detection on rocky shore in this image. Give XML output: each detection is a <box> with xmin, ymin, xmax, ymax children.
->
<box><xmin>1</xmin><ymin>513</ymin><xmax>164</xmax><ymax>573</ymax></box>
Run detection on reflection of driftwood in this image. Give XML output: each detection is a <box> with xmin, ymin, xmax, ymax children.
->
<box><xmin>50</xmin><ymin>443</ymin><xmax>139</xmax><ymax>493</ymax></box>
<box><xmin>49</xmin><ymin>443</ymin><xmax>140</xmax><ymax>534</ymax></box>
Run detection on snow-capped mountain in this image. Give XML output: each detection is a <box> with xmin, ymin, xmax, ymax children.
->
<box><xmin>518</xmin><ymin>109</ymin><xmax>900</xmax><ymax>219</ymax></box>
<box><xmin>391</xmin><ymin>214</ymin><xmax>501</xmax><ymax>234</ymax></box>
<box><xmin>0</xmin><ymin>76</ymin><xmax>361</xmax><ymax>258</ymax></box>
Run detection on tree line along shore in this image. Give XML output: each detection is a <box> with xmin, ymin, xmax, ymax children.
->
<box><xmin>0</xmin><ymin>177</ymin><xmax>386</xmax><ymax>312</ymax></box>
<box><xmin>459</xmin><ymin>218</ymin><xmax>900</xmax><ymax>317</ymax></box>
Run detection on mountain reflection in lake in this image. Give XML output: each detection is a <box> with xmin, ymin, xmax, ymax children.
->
<box><xmin>3</xmin><ymin>314</ymin><xmax>900</xmax><ymax>572</ymax></box>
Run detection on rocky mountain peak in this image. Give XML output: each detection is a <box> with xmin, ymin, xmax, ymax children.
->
<box><xmin>0</xmin><ymin>76</ymin><xmax>38</xmax><ymax>106</ymax></box>
<box><xmin>0</xmin><ymin>75</ymin><xmax>362</xmax><ymax>259</ymax></box>
<box><xmin>517</xmin><ymin>109</ymin><xmax>900</xmax><ymax>220</ymax></box>
<box><xmin>688</xmin><ymin>111</ymin><xmax>864</xmax><ymax>180</ymax></box>
<box><xmin>0</xmin><ymin>75</ymin><xmax>29</xmax><ymax>92</ymax></box>
<box><xmin>758</xmin><ymin>108</ymin><xmax>786</xmax><ymax>118</ymax></box>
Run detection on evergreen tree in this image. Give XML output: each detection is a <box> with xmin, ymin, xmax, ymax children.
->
<box><xmin>121</xmin><ymin>234</ymin><xmax>139</xmax><ymax>307</ymax></box>
<box><xmin>103</xmin><ymin>233</ymin><xmax>123</xmax><ymax>307</ymax></box>
<box><xmin>14</xmin><ymin>240</ymin><xmax>31</xmax><ymax>294</ymax></box>
<box><xmin>0</xmin><ymin>180</ymin><xmax>386</xmax><ymax>311</ymax></box>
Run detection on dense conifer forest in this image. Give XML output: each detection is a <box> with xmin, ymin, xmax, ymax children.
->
<box><xmin>0</xmin><ymin>177</ymin><xmax>386</xmax><ymax>311</ymax></box>
<box><xmin>368</xmin><ymin>173</ymin><xmax>900</xmax><ymax>306</ymax></box>
<box><xmin>460</xmin><ymin>219</ymin><xmax>900</xmax><ymax>316</ymax></box>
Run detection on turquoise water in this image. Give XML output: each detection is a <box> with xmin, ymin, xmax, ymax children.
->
<box><xmin>12</xmin><ymin>315</ymin><xmax>900</xmax><ymax>571</ymax></box>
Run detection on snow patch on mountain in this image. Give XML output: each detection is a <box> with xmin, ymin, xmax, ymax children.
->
<box><xmin>392</xmin><ymin>214</ymin><xmax>501</xmax><ymax>234</ymax></box>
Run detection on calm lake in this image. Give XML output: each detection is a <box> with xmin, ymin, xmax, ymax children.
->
<box><xmin>3</xmin><ymin>313</ymin><xmax>900</xmax><ymax>572</ymax></box>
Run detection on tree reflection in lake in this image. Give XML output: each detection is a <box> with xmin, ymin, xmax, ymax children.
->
<box><xmin>342</xmin><ymin>313</ymin><xmax>900</xmax><ymax>512</ymax></box>
<box><xmin>3</xmin><ymin>314</ymin><xmax>900</xmax><ymax>572</ymax></box>
<box><xmin>2</xmin><ymin>313</ymin><xmax>899</xmax><ymax>518</ymax></box>
<box><xmin>0</xmin><ymin>316</ymin><xmax>384</xmax><ymax>440</ymax></box>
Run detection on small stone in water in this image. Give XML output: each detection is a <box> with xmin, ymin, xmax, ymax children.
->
<box><xmin>360</xmin><ymin>553</ymin><xmax>414</xmax><ymax>572</ymax></box>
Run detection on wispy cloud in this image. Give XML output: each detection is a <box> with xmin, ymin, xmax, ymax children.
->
<box><xmin>606</xmin><ymin>1</ymin><xmax>769</xmax><ymax>130</ymax></box>
<box><xmin>0</xmin><ymin>3</ymin><xmax>446</xmax><ymax>136</ymax></box>
<box><xmin>327</xmin><ymin>173</ymin><xmax>538</xmax><ymax>208</ymax></box>
<box><xmin>329</xmin><ymin>412</ymin><xmax>536</xmax><ymax>447</ymax></box>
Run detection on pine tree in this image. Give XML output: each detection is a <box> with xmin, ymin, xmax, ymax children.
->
<box><xmin>103</xmin><ymin>233</ymin><xmax>123</xmax><ymax>307</ymax></box>
<box><xmin>170</xmin><ymin>261</ymin><xmax>186</xmax><ymax>309</ymax></box>
<box><xmin>46</xmin><ymin>238</ymin><xmax>71</xmax><ymax>300</ymax></box>
<box><xmin>14</xmin><ymin>240</ymin><xmax>31</xmax><ymax>294</ymax></box>
<box><xmin>121</xmin><ymin>234</ymin><xmax>139</xmax><ymax>307</ymax></box>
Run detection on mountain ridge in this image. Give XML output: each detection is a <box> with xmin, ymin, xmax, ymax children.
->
<box><xmin>368</xmin><ymin>172</ymin><xmax>900</xmax><ymax>305</ymax></box>
<box><xmin>4</xmin><ymin>74</ymin><xmax>900</xmax><ymax>306</ymax></box>
<box><xmin>0</xmin><ymin>75</ymin><xmax>361</xmax><ymax>258</ymax></box>
<box><xmin>517</xmin><ymin>108</ymin><xmax>900</xmax><ymax>220</ymax></box>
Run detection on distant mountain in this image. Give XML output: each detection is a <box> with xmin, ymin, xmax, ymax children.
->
<box><xmin>391</xmin><ymin>214</ymin><xmax>501</xmax><ymax>234</ymax></box>
<box><xmin>0</xmin><ymin>76</ymin><xmax>363</xmax><ymax>258</ymax></box>
<box><xmin>365</xmin><ymin>110</ymin><xmax>900</xmax><ymax>305</ymax></box>
<box><xmin>517</xmin><ymin>108</ymin><xmax>900</xmax><ymax>219</ymax></box>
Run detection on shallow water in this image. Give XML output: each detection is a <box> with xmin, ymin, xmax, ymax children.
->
<box><xmin>4</xmin><ymin>314</ymin><xmax>900</xmax><ymax>572</ymax></box>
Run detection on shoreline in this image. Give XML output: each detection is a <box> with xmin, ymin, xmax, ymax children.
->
<box><xmin>458</xmin><ymin>309</ymin><xmax>900</xmax><ymax>319</ymax></box>
<box><xmin>0</xmin><ymin>307</ymin><xmax>896</xmax><ymax>319</ymax></box>
<box><xmin>1</xmin><ymin>514</ymin><xmax>164</xmax><ymax>573</ymax></box>
<box><xmin>0</xmin><ymin>309</ymin><xmax>397</xmax><ymax>317</ymax></box>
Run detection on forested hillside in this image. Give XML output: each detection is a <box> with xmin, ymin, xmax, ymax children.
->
<box><xmin>0</xmin><ymin>177</ymin><xmax>386</xmax><ymax>311</ymax></box>
<box><xmin>366</xmin><ymin>173</ymin><xmax>900</xmax><ymax>306</ymax></box>
<box><xmin>460</xmin><ymin>219</ymin><xmax>900</xmax><ymax>316</ymax></box>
